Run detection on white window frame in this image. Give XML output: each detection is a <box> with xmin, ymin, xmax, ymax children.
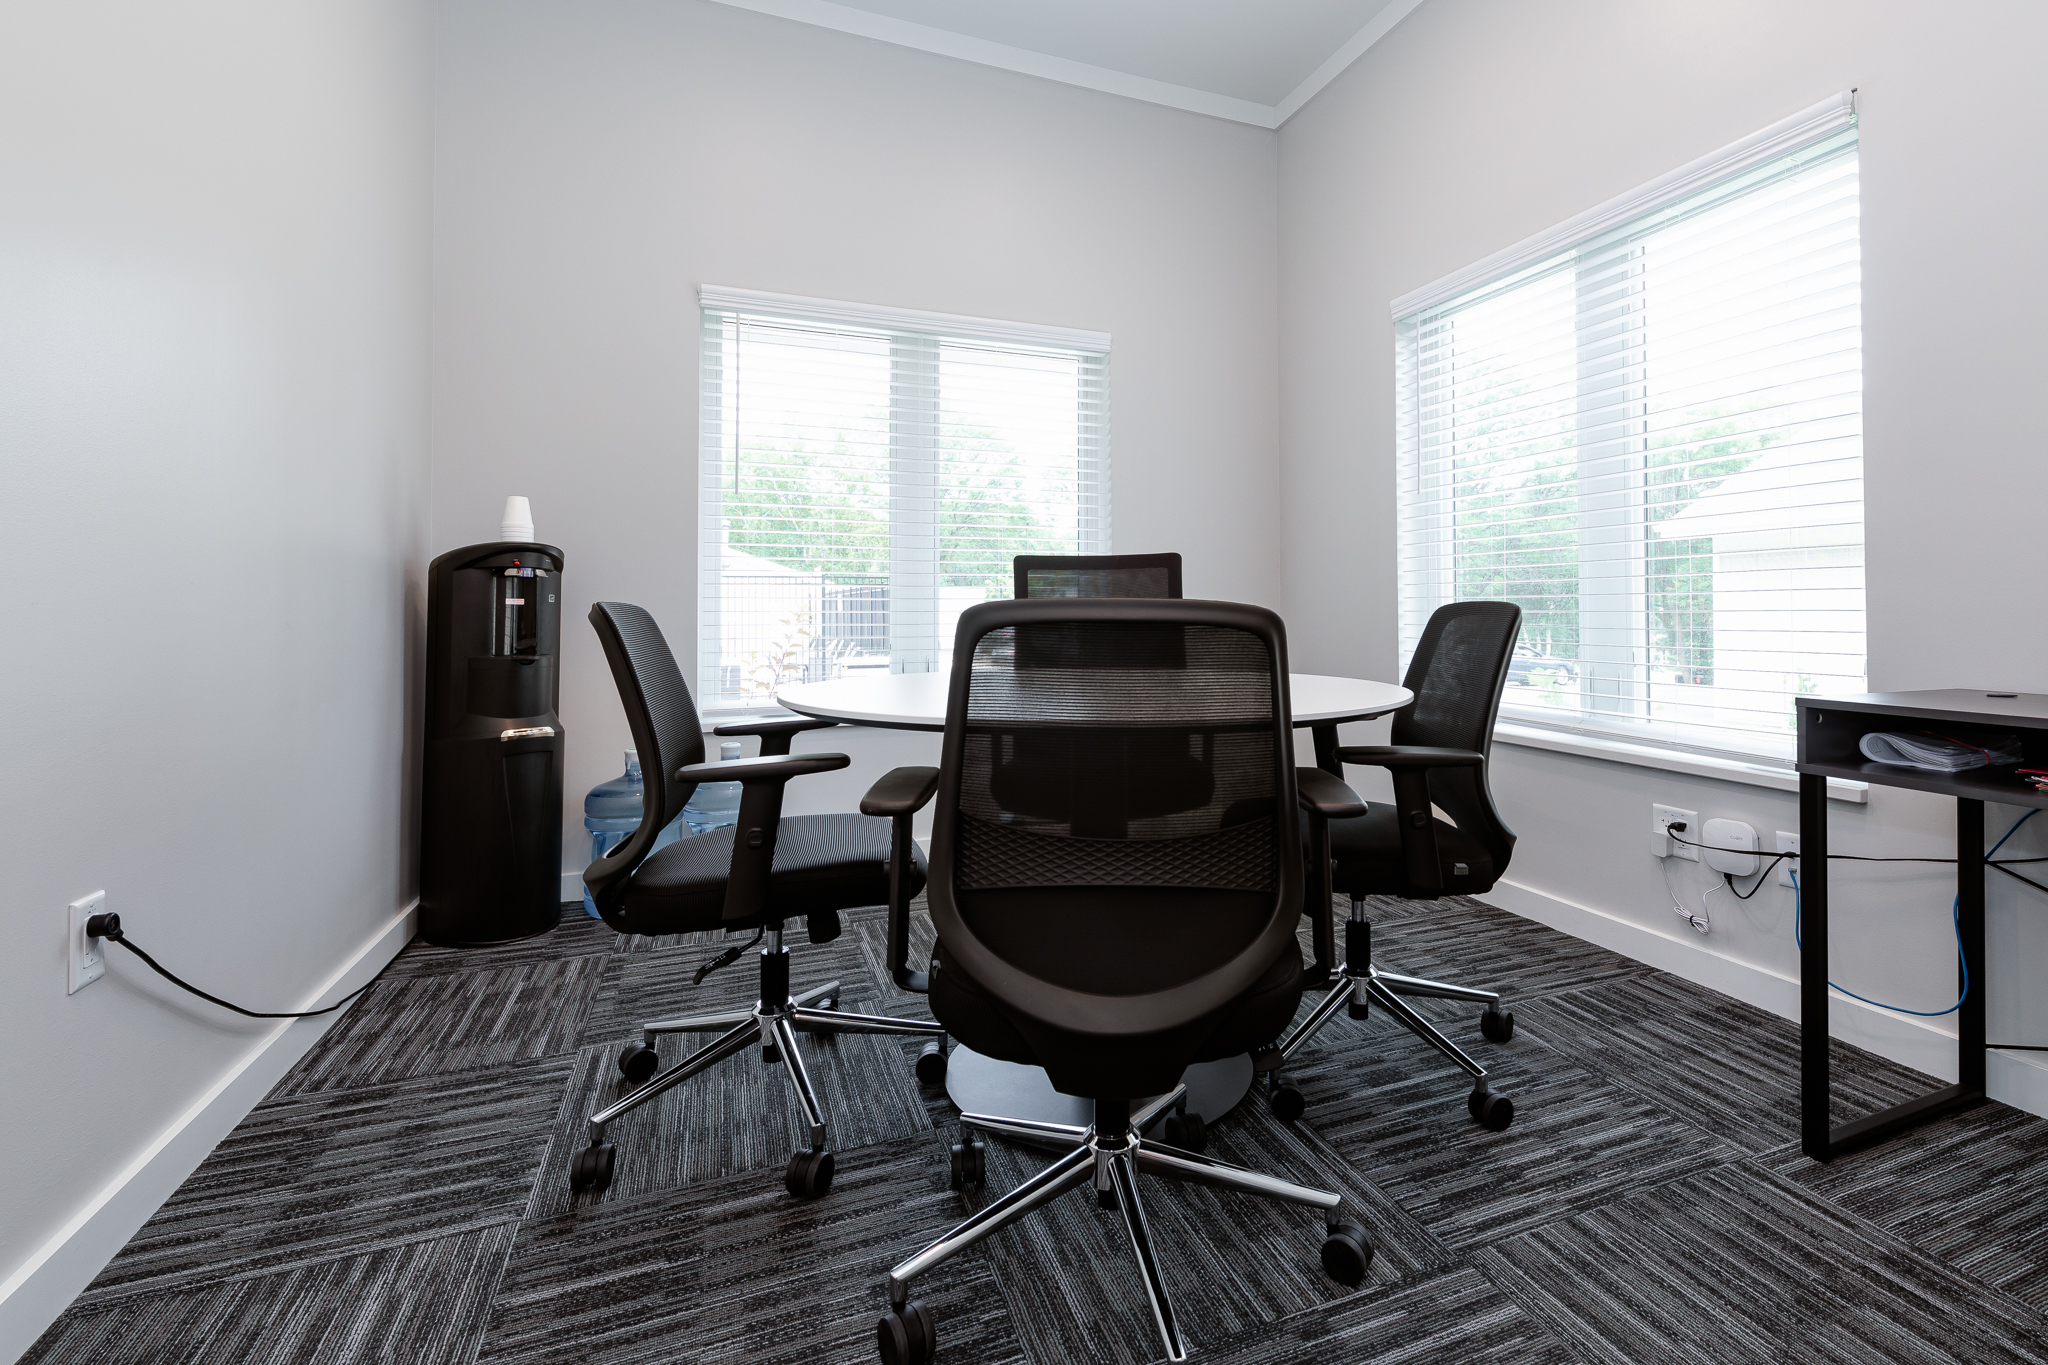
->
<box><xmin>697</xmin><ymin>286</ymin><xmax>1111</xmax><ymax>713</ymax></box>
<box><xmin>1393</xmin><ymin>93</ymin><xmax>1866</xmax><ymax>782</ymax></box>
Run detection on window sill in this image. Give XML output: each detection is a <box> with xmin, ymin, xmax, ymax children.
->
<box><xmin>1493</xmin><ymin>721</ymin><xmax>1868</xmax><ymax>804</ymax></box>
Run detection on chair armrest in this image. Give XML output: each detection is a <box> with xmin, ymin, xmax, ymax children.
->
<box><xmin>865</xmin><ymin>768</ymin><xmax>940</xmax><ymax>994</ymax></box>
<box><xmin>1334</xmin><ymin>747</ymin><xmax>1481</xmax><ymax>897</ymax></box>
<box><xmin>861</xmin><ymin>766</ymin><xmax>940</xmax><ymax>817</ymax></box>
<box><xmin>680</xmin><ymin>752</ymin><xmax>846</xmax><ymax>923</ymax></box>
<box><xmin>713</xmin><ymin>715</ymin><xmax>841</xmax><ymax>756</ymax></box>
<box><xmin>676</xmin><ymin>752</ymin><xmax>849</xmax><ymax>784</ymax></box>
<box><xmin>1296</xmin><ymin>767</ymin><xmax>1366</xmax><ymax>820</ymax></box>
<box><xmin>1294</xmin><ymin>769</ymin><xmax>1360</xmax><ymax>984</ymax></box>
<box><xmin>1334</xmin><ymin>745</ymin><xmax>1484</xmax><ymax>769</ymax></box>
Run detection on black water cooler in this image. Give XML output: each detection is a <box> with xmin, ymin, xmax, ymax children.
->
<box><xmin>420</xmin><ymin>542</ymin><xmax>566</xmax><ymax>945</ymax></box>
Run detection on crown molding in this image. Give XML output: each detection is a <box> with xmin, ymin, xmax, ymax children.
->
<box><xmin>1272</xmin><ymin>0</ymin><xmax>1426</xmax><ymax>124</ymax></box>
<box><xmin>700</xmin><ymin>0</ymin><xmax>1427</xmax><ymax>130</ymax></box>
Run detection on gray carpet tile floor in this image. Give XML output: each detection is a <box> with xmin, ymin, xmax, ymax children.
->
<box><xmin>28</xmin><ymin>894</ymin><xmax>2048</xmax><ymax>1365</ymax></box>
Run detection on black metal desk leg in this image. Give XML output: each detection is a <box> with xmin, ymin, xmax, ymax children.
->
<box><xmin>1800</xmin><ymin>773</ymin><xmax>1832</xmax><ymax>1160</ymax></box>
<box><xmin>1959</xmin><ymin>799</ymin><xmax>1986</xmax><ymax>1094</ymax></box>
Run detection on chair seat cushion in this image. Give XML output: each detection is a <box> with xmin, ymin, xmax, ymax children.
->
<box><xmin>1328</xmin><ymin>801</ymin><xmax>1496</xmax><ymax>895</ymax></box>
<box><xmin>613</xmin><ymin>813</ymin><xmax>921</xmax><ymax>937</ymax></box>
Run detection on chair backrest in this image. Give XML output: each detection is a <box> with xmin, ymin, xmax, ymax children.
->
<box><xmin>1013</xmin><ymin>552</ymin><xmax>1183</xmax><ymax>601</ymax></box>
<box><xmin>927</xmin><ymin>597</ymin><xmax>1302</xmax><ymax>1085</ymax></box>
<box><xmin>1393</xmin><ymin>601</ymin><xmax>1521</xmax><ymax>868</ymax></box>
<box><xmin>584</xmin><ymin>601</ymin><xmax>707</xmax><ymax>913</ymax></box>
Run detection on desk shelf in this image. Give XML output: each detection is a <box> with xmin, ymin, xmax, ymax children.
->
<box><xmin>1795</xmin><ymin>760</ymin><xmax>2048</xmax><ymax>810</ymax></box>
<box><xmin>1793</xmin><ymin>689</ymin><xmax>2048</xmax><ymax>1161</ymax></box>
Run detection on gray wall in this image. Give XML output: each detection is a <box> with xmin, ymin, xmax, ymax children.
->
<box><xmin>430</xmin><ymin>0</ymin><xmax>1282</xmax><ymax>856</ymax></box>
<box><xmin>1278</xmin><ymin>0</ymin><xmax>2048</xmax><ymax>1078</ymax></box>
<box><xmin>0</xmin><ymin>0</ymin><xmax>429</xmax><ymax>1330</ymax></box>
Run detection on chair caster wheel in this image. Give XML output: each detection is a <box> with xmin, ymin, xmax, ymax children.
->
<box><xmin>816</xmin><ymin>995</ymin><xmax>837</xmax><ymax>1013</ymax></box>
<box><xmin>617</xmin><ymin>1043</ymin><xmax>658</xmax><ymax>1085</ymax></box>
<box><xmin>786</xmin><ymin>1147</ymin><xmax>835</xmax><ymax>1198</ymax></box>
<box><xmin>915</xmin><ymin>1040</ymin><xmax>948</xmax><ymax>1085</ymax></box>
<box><xmin>876</xmin><ymin>1299</ymin><xmax>936</xmax><ymax>1365</ymax></box>
<box><xmin>1480</xmin><ymin>1006</ymin><xmax>1515</xmax><ymax>1043</ymax></box>
<box><xmin>1468</xmin><ymin>1088</ymin><xmax>1514</xmax><ymax>1132</ymax></box>
<box><xmin>1160</xmin><ymin>1108</ymin><xmax>1208</xmax><ymax>1152</ymax></box>
<box><xmin>1320</xmin><ymin>1220</ymin><xmax>1373</xmax><ymax>1286</ymax></box>
<box><xmin>949</xmin><ymin>1136</ymin><xmax>985</xmax><ymax>1190</ymax></box>
<box><xmin>568</xmin><ymin>1141</ymin><xmax>615</xmax><ymax>1194</ymax></box>
<box><xmin>1269</xmin><ymin>1077</ymin><xmax>1305</xmax><ymax>1122</ymax></box>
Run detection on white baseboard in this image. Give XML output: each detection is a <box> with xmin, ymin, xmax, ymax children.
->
<box><xmin>0</xmin><ymin>901</ymin><xmax>419</xmax><ymax>1363</ymax></box>
<box><xmin>562</xmin><ymin>871</ymin><xmax>585</xmax><ymax>904</ymax></box>
<box><xmin>1479</xmin><ymin>878</ymin><xmax>2047</xmax><ymax>1119</ymax></box>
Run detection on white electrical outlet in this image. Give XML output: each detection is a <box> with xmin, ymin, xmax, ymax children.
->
<box><xmin>68</xmin><ymin>891</ymin><xmax>107</xmax><ymax>995</ymax></box>
<box><xmin>1702</xmin><ymin>818</ymin><xmax>1760</xmax><ymax>876</ymax></box>
<box><xmin>1775</xmin><ymin>831</ymin><xmax>1800</xmax><ymax>888</ymax></box>
<box><xmin>1652</xmin><ymin>805</ymin><xmax>1698</xmax><ymax>860</ymax></box>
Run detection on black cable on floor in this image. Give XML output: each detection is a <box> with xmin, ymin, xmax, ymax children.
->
<box><xmin>86</xmin><ymin>913</ymin><xmax>388</xmax><ymax>1019</ymax></box>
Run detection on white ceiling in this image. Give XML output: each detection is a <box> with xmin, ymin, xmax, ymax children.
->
<box><xmin>703</xmin><ymin>0</ymin><xmax>1426</xmax><ymax>127</ymax></box>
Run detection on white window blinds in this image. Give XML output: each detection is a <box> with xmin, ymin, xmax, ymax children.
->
<box><xmin>1395</xmin><ymin>98</ymin><xmax>1863</xmax><ymax>761</ymax></box>
<box><xmin>699</xmin><ymin>288</ymin><xmax>1110</xmax><ymax>710</ymax></box>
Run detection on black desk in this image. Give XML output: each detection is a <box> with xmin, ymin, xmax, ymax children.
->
<box><xmin>1796</xmin><ymin>689</ymin><xmax>2048</xmax><ymax>1161</ymax></box>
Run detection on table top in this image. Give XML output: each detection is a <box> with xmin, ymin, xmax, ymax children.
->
<box><xmin>776</xmin><ymin>671</ymin><xmax>1413</xmax><ymax>732</ymax></box>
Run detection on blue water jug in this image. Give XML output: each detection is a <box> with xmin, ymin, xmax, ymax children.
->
<box><xmin>581</xmin><ymin>750</ymin><xmax>681</xmax><ymax>918</ymax></box>
<box><xmin>683</xmin><ymin>741</ymin><xmax>745</xmax><ymax>834</ymax></box>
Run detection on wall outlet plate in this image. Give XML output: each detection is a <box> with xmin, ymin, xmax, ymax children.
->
<box><xmin>1702</xmin><ymin>818</ymin><xmax>1760</xmax><ymax>876</ymax></box>
<box><xmin>1653</xmin><ymin>805</ymin><xmax>1698</xmax><ymax>860</ymax></box>
<box><xmin>68</xmin><ymin>891</ymin><xmax>107</xmax><ymax>995</ymax></box>
<box><xmin>1776</xmin><ymin>831</ymin><xmax>1800</xmax><ymax>888</ymax></box>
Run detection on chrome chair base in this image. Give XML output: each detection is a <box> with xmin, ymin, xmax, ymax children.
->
<box><xmin>1274</xmin><ymin>897</ymin><xmax>1516</xmax><ymax>1131</ymax></box>
<box><xmin>568</xmin><ymin>930</ymin><xmax>948</xmax><ymax>1198</ymax></box>
<box><xmin>880</xmin><ymin>1087</ymin><xmax>1365</xmax><ymax>1365</ymax></box>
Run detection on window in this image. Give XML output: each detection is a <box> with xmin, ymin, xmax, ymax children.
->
<box><xmin>1395</xmin><ymin>95</ymin><xmax>1863</xmax><ymax>762</ymax></box>
<box><xmin>698</xmin><ymin>288</ymin><xmax>1109</xmax><ymax>710</ymax></box>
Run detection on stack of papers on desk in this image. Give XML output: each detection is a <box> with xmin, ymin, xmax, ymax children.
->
<box><xmin>1858</xmin><ymin>731</ymin><xmax>2023</xmax><ymax>771</ymax></box>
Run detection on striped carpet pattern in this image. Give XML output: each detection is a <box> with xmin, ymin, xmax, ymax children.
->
<box><xmin>26</xmin><ymin>893</ymin><xmax>2048</xmax><ymax>1365</ymax></box>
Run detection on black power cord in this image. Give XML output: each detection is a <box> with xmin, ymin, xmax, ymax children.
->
<box><xmin>84</xmin><ymin>913</ymin><xmax>386</xmax><ymax>1019</ymax></box>
<box><xmin>691</xmin><ymin>928</ymin><xmax>764</xmax><ymax>986</ymax></box>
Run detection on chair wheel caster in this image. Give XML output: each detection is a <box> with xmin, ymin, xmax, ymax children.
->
<box><xmin>786</xmin><ymin>1147</ymin><xmax>835</xmax><ymax>1198</ymax></box>
<box><xmin>816</xmin><ymin>995</ymin><xmax>837</xmax><ymax>1013</ymax></box>
<box><xmin>915</xmin><ymin>1040</ymin><xmax>948</xmax><ymax>1085</ymax></box>
<box><xmin>876</xmin><ymin>1299</ymin><xmax>936</xmax><ymax>1365</ymax></box>
<box><xmin>1269</xmin><ymin>1077</ymin><xmax>1305</xmax><ymax>1122</ymax></box>
<box><xmin>1480</xmin><ymin>1006</ymin><xmax>1515</xmax><ymax>1043</ymax></box>
<box><xmin>1160</xmin><ymin>1108</ymin><xmax>1208</xmax><ymax>1152</ymax></box>
<box><xmin>617</xmin><ymin>1043</ymin><xmax>658</xmax><ymax>1085</ymax></box>
<box><xmin>949</xmin><ymin>1136</ymin><xmax>985</xmax><ymax>1190</ymax></box>
<box><xmin>1320</xmin><ymin>1220</ymin><xmax>1373</xmax><ymax>1286</ymax></box>
<box><xmin>1468</xmin><ymin>1088</ymin><xmax>1514</xmax><ymax>1131</ymax></box>
<box><xmin>568</xmin><ymin>1141</ymin><xmax>615</xmax><ymax>1194</ymax></box>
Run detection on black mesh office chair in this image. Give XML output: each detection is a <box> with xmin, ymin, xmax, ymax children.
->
<box><xmin>872</xmin><ymin>597</ymin><xmax>1372</xmax><ymax>1365</ymax></box>
<box><xmin>1012</xmin><ymin>551</ymin><xmax>1182</xmax><ymax>600</ymax></box>
<box><xmin>569</xmin><ymin>602</ymin><xmax>949</xmax><ymax>1200</ymax></box>
<box><xmin>1271</xmin><ymin>601</ymin><xmax>1522</xmax><ymax>1132</ymax></box>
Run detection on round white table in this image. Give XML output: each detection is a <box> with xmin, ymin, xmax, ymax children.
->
<box><xmin>775</xmin><ymin>669</ymin><xmax>1414</xmax><ymax>1126</ymax></box>
<box><xmin>777</xmin><ymin>671</ymin><xmax>1412</xmax><ymax>734</ymax></box>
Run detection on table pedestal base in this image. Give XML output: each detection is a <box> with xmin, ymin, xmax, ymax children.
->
<box><xmin>942</xmin><ymin>1048</ymin><xmax>1255</xmax><ymax>1125</ymax></box>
